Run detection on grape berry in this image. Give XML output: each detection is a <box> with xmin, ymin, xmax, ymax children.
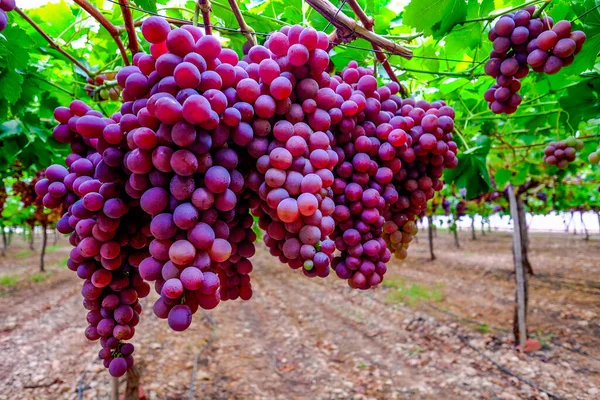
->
<box><xmin>485</xmin><ymin>6</ymin><xmax>586</xmax><ymax>114</ymax></box>
<box><xmin>543</xmin><ymin>136</ymin><xmax>583</xmax><ymax>169</ymax></box>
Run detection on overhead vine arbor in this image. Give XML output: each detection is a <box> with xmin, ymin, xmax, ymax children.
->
<box><xmin>0</xmin><ymin>0</ymin><xmax>599</xmax><ymax>386</ymax></box>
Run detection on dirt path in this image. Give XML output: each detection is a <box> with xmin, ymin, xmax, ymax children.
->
<box><xmin>0</xmin><ymin>231</ymin><xmax>598</xmax><ymax>399</ymax></box>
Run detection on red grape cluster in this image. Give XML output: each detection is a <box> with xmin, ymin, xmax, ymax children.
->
<box><xmin>41</xmin><ymin>101</ymin><xmax>153</xmax><ymax>378</ymax></box>
<box><xmin>543</xmin><ymin>136</ymin><xmax>583</xmax><ymax>169</ymax></box>
<box><xmin>85</xmin><ymin>72</ymin><xmax>121</xmax><ymax>102</ymax></box>
<box><xmin>41</xmin><ymin>18</ymin><xmax>460</xmax><ymax>377</ymax></box>
<box><xmin>242</xmin><ymin>26</ymin><xmax>338</xmax><ymax>278</ymax></box>
<box><xmin>485</xmin><ymin>6</ymin><xmax>586</xmax><ymax>114</ymax></box>
<box><xmin>0</xmin><ymin>0</ymin><xmax>15</xmax><ymax>32</ymax></box>
<box><xmin>380</xmin><ymin>98</ymin><xmax>457</xmax><ymax>261</ymax></box>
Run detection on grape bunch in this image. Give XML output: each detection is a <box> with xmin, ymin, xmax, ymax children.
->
<box><xmin>0</xmin><ymin>0</ymin><xmax>15</xmax><ymax>33</ymax></box>
<box><xmin>40</xmin><ymin>101</ymin><xmax>154</xmax><ymax>378</ymax></box>
<box><xmin>543</xmin><ymin>136</ymin><xmax>583</xmax><ymax>169</ymax></box>
<box><xmin>527</xmin><ymin>20</ymin><xmax>586</xmax><ymax>74</ymax></box>
<box><xmin>40</xmin><ymin>17</ymin><xmax>460</xmax><ymax>377</ymax></box>
<box><xmin>587</xmin><ymin>144</ymin><xmax>600</xmax><ymax>166</ymax></box>
<box><xmin>241</xmin><ymin>26</ymin><xmax>339</xmax><ymax>278</ymax></box>
<box><xmin>85</xmin><ymin>73</ymin><xmax>121</xmax><ymax>102</ymax></box>
<box><xmin>485</xmin><ymin>6</ymin><xmax>586</xmax><ymax>114</ymax></box>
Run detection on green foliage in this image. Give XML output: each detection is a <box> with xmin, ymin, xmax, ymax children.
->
<box><xmin>404</xmin><ymin>0</ymin><xmax>468</xmax><ymax>38</ymax></box>
<box><xmin>0</xmin><ymin>0</ymin><xmax>599</xmax><ymax>223</ymax></box>
<box><xmin>0</xmin><ymin>274</ymin><xmax>19</xmax><ymax>287</ymax></box>
<box><xmin>383</xmin><ymin>278</ymin><xmax>445</xmax><ymax>305</ymax></box>
<box><xmin>444</xmin><ymin>136</ymin><xmax>493</xmax><ymax>199</ymax></box>
<box><xmin>30</xmin><ymin>272</ymin><xmax>50</xmax><ymax>283</ymax></box>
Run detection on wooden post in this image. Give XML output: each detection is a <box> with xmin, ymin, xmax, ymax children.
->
<box><xmin>516</xmin><ymin>197</ymin><xmax>534</xmax><ymax>276</ymax></box>
<box><xmin>471</xmin><ymin>217</ymin><xmax>476</xmax><ymax>240</ymax></box>
<box><xmin>581</xmin><ymin>212</ymin><xmax>589</xmax><ymax>241</ymax></box>
<box><xmin>453</xmin><ymin>223</ymin><xmax>460</xmax><ymax>248</ymax></box>
<box><xmin>125</xmin><ymin>366</ymin><xmax>140</xmax><ymax>400</ymax></box>
<box><xmin>1</xmin><ymin>227</ymin><xmax>6</xmax><ymax>257</ymax></box>
<box><xmin>29</xmin><ymin>225</ymin><xmax>35</xmax><ymax>250</ymax></box>
<box><xmin>427</xmin><ymin>215</ymin><xmax>435</xmax><ymax>261</ymax></box>
<box><xmin>508</xmin><ymin>185</ymin><xmax>528</xmax><ymax>347</ymax></box>
<box><xmin>40</xmin><ymin>224</ymin><xmax>47</xmax><ymax>272</ymax></box>
<box><xmin>111</xmin><ymin>377</ymin><xmax>119</xmax><ymax>400</ymax></box>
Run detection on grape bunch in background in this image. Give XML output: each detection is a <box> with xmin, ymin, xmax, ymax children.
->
<box><xmin>38</xmin><ymin>16</ymin><xmax>459</xmax><ymax>377</ymax></box>
<box><xmin>484</xmin><ymin>6</ymin><xmax>586</xmax><ymax>115</ymax></box>
<box><xmin>587</xmin><ymin>143</ymin><xmax>600</xmax><ymax>166</ymax></box>
<box><xmin>0</xmin><ymin>0</ymin><xmax>15</xmax><ymax>32</ymax></box>
<box><xmin>543</xmin><ymin>137</ymin><xmax>583</xmax><ymax>169</ymax></box>
<box><xmin>85</xmin><ymin>72</ymin><xmax>121</xmax><ymax>102</ymax></box>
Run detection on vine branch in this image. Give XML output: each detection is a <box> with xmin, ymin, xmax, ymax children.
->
<box><xmin>532</xmin><ymin>0</ymin><xmax>552</xmax><ymax>19</ymax></box>
<box><xmin>462</xmin><ymin>0</ymin><xmax>545</xmax><ymax>23</ymax></box>
<box><xmin>228</xmin><ymin>0</ymin><xmax>257</xmax><ymax>46</ymax></box>
<box><xmin>15</xmin><ymin>7</ymin><xmax>93</xmax><ymax>77</ymax></box>
<box><xmin>195</xmin><ymin>0</ymin><xmax>213</xmax><ymax>35</ymax></box>
<box><xmin>118</xmin><ymin>0</ymin><xmax>139</xmax><ymax>56</ymax></box>
<box><xmin>345</xmin><ymin>0</ymin><xmax>405</xmax><ymax>94</ymax></box>
<box><xmin>72</xmin><ymin>0</ymin><xmax>130</xmax><ymax>65</ymax></box>
<box><xmin>305</xmin><ymin>0</ymin><xmax>413</xmax><ymax>60</ymax></box>
<box><xmin>492</xmin><ymin>134</ymin><xmax>600</xmax><ymax>150</ymax></box>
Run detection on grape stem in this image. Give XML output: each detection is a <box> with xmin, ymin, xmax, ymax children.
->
<box><xmin>345</xmin><ymin>0</ymin><xmax>405</xmax><ymax>94</ymax></box>
<box><xmin>305</xmin><ymin>0</ymin><xmax>413</xmax><ymax>60</ymax></box>
<box><xmin>14</xmin><ymin>7</ymin><xmax>94</xmax><ymax>77</ymax></box>
<box><xmin>118</xmin><ymin>0</ymin><xmax>140</xmax><ymax>56</ymax></box>
<box><xmin>195</xmin><ymin>0</ymin><xmax>213</xmax><ymax>35</ymax></box>
<box><xmin>72</xmin><ymin>0</ymin><xmax>130</xmax><ymax>65</ymax></box>
<box><xmin>532</xmin><ymin>0</ymin><xmax>552</xmax><ymax>19</ymax></box>
<box><xmin>492</xmin><ymin>133</ymin><xmax>600</xmax><ymax>151</ymax></box>
<box><xmin>228</xmin><ymin>0</ymin><xmax>257</xmax><ymax>47</ymax></box>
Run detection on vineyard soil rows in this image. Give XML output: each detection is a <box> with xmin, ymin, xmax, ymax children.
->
<box><xmin>0</xmin><ymin>232</ymin><xmax>598</xmax><ymax>399</ymax></box>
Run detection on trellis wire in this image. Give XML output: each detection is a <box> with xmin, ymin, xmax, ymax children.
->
<box><xmin>323</xmin><ymin>0</ymin><xmax>347</xmax><ymax>32</ymax></box>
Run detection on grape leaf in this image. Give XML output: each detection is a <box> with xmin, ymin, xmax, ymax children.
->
<box><xmin>27</xmin><ymin>1</ymin><xmax>74</xmax><ymax>38</ymax></box>
<box><xmin>494</xmin><ymin>168</ymin><xmax>511</xmax><ymax>190</ymax></box>
<box><xmin>404</xmin><ymin>0</ymin><xmax>468</xmax><ymax>38</ymax></box>
<box><xmin>444</xmin><ymin>140</ymin><xmax>492</xmax><ymax>199</ymax></box>
<box><xmin>559</xmin><ymin>78</ymin><xmax>600</xmax><ymax>126</ymax></box>
<box><xmin>132</xmin><ymin>0</ymin><xmax>157</xmax><ymax>12</ymax></box>
<box><xmin>0</xmin><ymin>25</ymin><xmax>34</xmax><ymax>70</ymax></box>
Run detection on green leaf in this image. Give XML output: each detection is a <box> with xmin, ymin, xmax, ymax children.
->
<box><xmin>132</xmin><ymin>0</ymin><xmax>157</xmax><ymax>13</ymax></box>
<box><xmin>444</xmin><ymin>143</ymin><xmax>492</xmax><ymax>199</ymax></box>
<box><xmin>559</xmin><ymin>78</ymin><xmax>600</xmax><ymax>126</ymax></box>
<box><xmin>404</xmin><ymin>0</ymin><xmax>468</xmax><ymax>38</ymax></box>
<box><xmin>494</xmin><ymin>168</ymin><xmax>511</xmax><ymax>190</ymax></box>
<box><xmin>0</xmin><ymin>69</ymin><xmax>24</xmax><ymax>105</ymax></box>
<box><xmin>568</xmin><ymin>26</ymin><xmax>600</xmax><ymax>75</ymax></box>
<box><xmin>0</xmin><ymin>25</ymin><xmax>35</xmax><ymax>70</ymax></box>
<box><xmin>27</xmin><ymin>1</ymin><xmax>74</xmax><ymax>38</ymax></box>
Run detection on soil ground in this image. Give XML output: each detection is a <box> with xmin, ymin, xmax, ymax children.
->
<box><xmin>0</xmin><ymin>228</ymin><xmax>599</xmax><ymax>400</ymax></box>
